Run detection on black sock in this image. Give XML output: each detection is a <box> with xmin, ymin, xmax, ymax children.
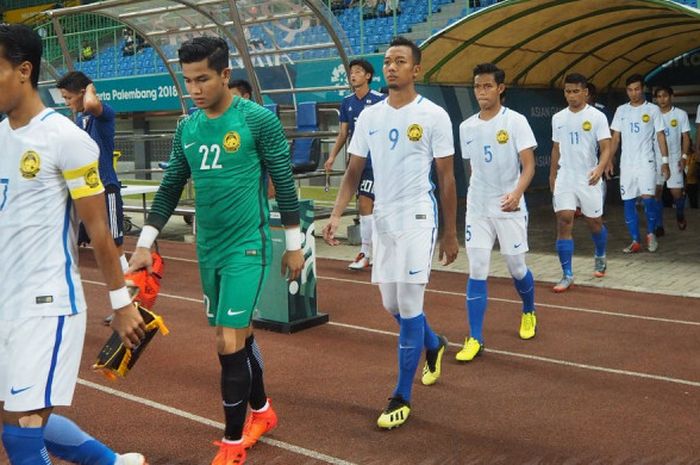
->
<box><xmin>246</xmin><ymin>335</ymin><xmax>268</xmax><ymax>410</ymax></box>
<box><xmin>219</xmin><ymin>349</ymin><xmax>251</xmax><ymax>440</ymax></box>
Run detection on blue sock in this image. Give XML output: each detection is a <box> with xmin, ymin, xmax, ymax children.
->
<box><xmin>466</xmin><ymin>278</ymin><xmax>488</xmax><ymax>343</ymax></box>
<box><xmin>423</xmin><ymin>315</ymin><xmax>440</xmax><ymax>351</ymax></box>
<box><xmin>555</xmin><ymin>239</ymin><xmax>574</xmax><ymax>277</ymax></box>
<box><xmin>2</xmin><ymin>425</ymin><xmax>51</xmax><ymax>465</ymax></box>
<box><xmin>642</xmin><ymin>197</ymin><xmax>657</xmax><ymax>234</ymax></box>
<box><xmin>393</xmin><ymin>314</ymin><xmax>424</xmax><ymax>402</ymax></box>
<box><xmin>513</xmin><ymin>269</ymin><xmax>535</xmax><ymax>313</ymax></box>
<box><xmin>675</xmin><ymin>197</ymin><xmax>686</xmax><ymax>220</ymax></box>
<box><xmin>43</xmin><ymin>414</ymin><xmax>116</xmax><ymax>465</ymax></box>
<box><xmin>623</xmin><ymin>199</ymin><xmax>640</xmax><ymax>242</ymax></box>
<box><xmin>656</xmin><ymin>198</ymin><xmax>664</xmax><ymax>229</ymax></box>
<box><xmin>591</xmin><ymin>225</ymin><xmax>607</xmax><ymax>257</ymax></box>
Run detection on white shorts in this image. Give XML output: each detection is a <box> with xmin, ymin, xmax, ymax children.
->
<box><xmin>372</xmin><ymin>228</ymin><xmax>436</xmax><ymax>284</ymax></box>
<box><xmin>465</xmin><ymin>213</ymin><xmax>529</xmax><ymax>255</ymax></box>
<box><xmin>620</xmin><ymin>165</ymin><xmax>656</xmax><ymax>200</ymax></box>
<box><xmin>553</xmin><ymin>178</ymin><xmax>604</xmax><ymax>217</ymax></box>
<box><xmin>0</xmin><ymin>312</ymin><xmax>86</xmax><ymax>412</ymax></box>
<box><xmin>656</xmin><ymin>160</ymin><xmax>684</xmax><ymax>189</ymax></box>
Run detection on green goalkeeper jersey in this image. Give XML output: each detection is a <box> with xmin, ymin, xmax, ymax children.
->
<box><xmin>147</xmin><ymin>96</ymin><xmax>299</xmax><ymax>268</ymax></box>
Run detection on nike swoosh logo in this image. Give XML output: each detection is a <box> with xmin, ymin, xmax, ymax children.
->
<box><xmin>184</xmin><ymin>142</ymin><xmax>197</xmax><ymax>149</ymax></box>
<box><xmin>514</xmin><ymin>243</ymin><xmax>522</xmax><ymax>248</ymax></box>
<box><xmin>10</xmin><ymin>386</ymin><xmax>33</xmax><ymax>395</ymax></box>
<box><xmin>594</xmin><ymin>210</ymin><xmax>601</xmax><ymax>213</ymax></box>
<box><xmin>369</xmin><ymin>130</ymin><xmax>379</xmax><ymax>135</ymax></box>
<box><xmin>223</xmin><ymin>400</ymin><xmax>244</xmax><ymax>407</ymax></box>
<box><xmin>227</xmin><ymin>309</ymin><xmax>246</xmax><ymax>316</ymax></box>
<box><xmin>557</xmin><ymin>126</ymin><xmax>564</xmax><ymax>130</ymax></box>
<box><xmin>465</xmin><ymin>140</ymin><xmax>473</xmax><ymax>145</ymax></box>
<box><xmin>467</xmin><ymin>296</ymin><xmax>483</xmax><ymax>301</ymax></box>
<box><xmin>408</xmin><ymin>269</ymin><xmax>422</xmax><ymax>275</ymax></box>
<box><xmin>399</xmin><ymin>345</ymin><xmax>416</xmax><ymax>350</ymax></box>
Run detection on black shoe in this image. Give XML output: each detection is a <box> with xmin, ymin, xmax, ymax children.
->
<box><xmin>654</xmin><ymin>226</ymin><xmax>665</xmax><ymax>237</ymax></box>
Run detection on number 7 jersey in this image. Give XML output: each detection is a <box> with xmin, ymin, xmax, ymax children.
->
<box><xmin>460</xmin><ymin>106</ymin><xmax>537</xmax><ymax>218</ymax></box>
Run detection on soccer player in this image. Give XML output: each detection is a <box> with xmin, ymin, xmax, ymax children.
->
<box><xmin>323</xmin><ymin>37</ymin><xmax>458</xmax><ymax>429</ymax></box>
<box><xmin>324</xmin><ymin>59</ymin><xmax>385</xmax><ymax>270</ymax></box>
<box><xmin>128</xmin><ymin>36</ymin><xmax>303</xmax><ymax>465</ymax></box>
<box><xmin>0</xmin><ymin>24</ymin><xmax>146</xmax><ymax>465</ymax></box>
<box><xmin>549</xmin><ymin>73</ymin><xmax>612</xmax><ymax>292</ymax></box>
<box><xmin>456</xmin><ymin>62</ymin><xmax>537</xmax><ymax>362</ymax></box>
<box><xmin>653</xmin><ymin>86</ymin><xmax>691</xmax><ymax>232</ymax></box>
<box><xmin>57</xmin><ymin>71</ymin><xmax>127</xmax><ymax>272</ymax></box>
<box><xmin>610</xmin><ymin>74</ymin><xmax>669</xmax><ymax>253</ymax></box>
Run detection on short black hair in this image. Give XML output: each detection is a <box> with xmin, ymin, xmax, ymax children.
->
<box><xmin>654</xmin><ymin>85</ymin><xmax>674</xmax><ymax>97</ymax></box>
<box><xmin>0</xmin><ymin>24</ymin><xmax>42</xmax><ymax>88</ymax></box>
<box><xmin>625</xmin><ymin>73</ymin><xmax>644</xmax><ymax>87</ymax></box>
<box><xmin>228</xmin><ymin>78</ymin><xmax>252</xmax><ymax>95</ymax></box>
<box><xmin>388</xmin><ymin>36</ymin><xmax>421</xmax><ymax>64</ymax></box>
<box><xmin>178</xmin><ymin>36</ymin><xmax>229</xmax><ymax>73</ymax></box>
<box><xmin>473</xmin><ymin>62</ymin><xmax>505</xmax><ymax>85</ymax></box>
<box><xmin>56</xmin><ymin>71</ymin><xmax>93</xmax><ymax>93</ymax></box>
<box><xmin>349</xmin><ymin>59</ymin><xmax>374</xmax><ymax>81</ymax></box>
<box><xmin>586</xmin><ymin>82</ymin><xmax>597</xmax><ymax>97</ymax></box>
<box><xmin>564</xmin><ymin>73</ymin><xmax>588</xmax><ymax>87</ymax></box>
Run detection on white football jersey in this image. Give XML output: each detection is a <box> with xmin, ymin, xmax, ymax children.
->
<box><xmin>460</xmin><ymin>106</ymin><xmax>537</xmax><ymax>218</ymax></box>
<box><xmin>552</xmin><ymin>104</ymin><xmax>611</xmax><ymax>181</ymax></box>
<box><xmin>348</xmin><ymin>95</ymin><xmax>454</xmax><ymax>233</ymax></box>
<box><xmin>653</xmin><ymin>107</ymin><xmax>690</xmax><ymax>159</ymax></box>
<box><xmin>611</xmin><ymin>101</ymin><xmax>664</xmax><ymax>169</ymax></box>
<box><xmin>0</xmin><ymin>109</ymin><xmax>104</xmax><ymax>320</ymax></box>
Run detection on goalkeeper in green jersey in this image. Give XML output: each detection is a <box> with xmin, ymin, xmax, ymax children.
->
<box><xmin>129</xmin><ymin>36</ymin><xmax>303</xmax><ymax>465</ymax></box>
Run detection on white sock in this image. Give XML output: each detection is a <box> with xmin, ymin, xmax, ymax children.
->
<box><xmin>359</xmin><ymin>214</ymin><xmax>373</xmax><ymax>256</ymax></box>
<box><xmin>252</xmin><ymin>399</ymin><xmax>269</xmax><ymax>413</ymax></box>
<box><xmin>222</xmin><ymin>437</ymin><xmax>243</xmax><ymax>445</ymax></box>
<box><xmin>119</xmin><ymin>255</ymin><xmax>129</xmax><ymax>273</ymax></box>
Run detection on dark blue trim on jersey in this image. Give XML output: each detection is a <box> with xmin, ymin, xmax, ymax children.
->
<box><xmin>417</xmin><ymin>96</ymin><xmax>424</xmax><ymax>104</ymax></box>
<box><xmin>40</xmin><ymin>110</ymin><xmax>58</xmax><ymax>121</ymax></box>
<box><xmin>428</xmin><ymin>171</ymin><xmax>438</xmax><ymax>229</ymax></box>
<box><xmin>45</xmin><ymin>316</ymin><xmax>65</xmax><ymax>407</ymax></box>
<box><xmin>62</xmin><ymin>199</ymin><xmax>77</xmax><ymax>314</ymax></box>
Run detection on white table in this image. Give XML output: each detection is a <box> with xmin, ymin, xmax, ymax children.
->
<box><xmin>121</xmin><ymin>184</ymin><xmax>160</xmax><ymax>224</ymax></box>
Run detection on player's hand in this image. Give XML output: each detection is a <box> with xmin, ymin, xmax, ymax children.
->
<box><xmin>604</xmin><ymin>161</ymin><xmax>614</xmax><ymax>179</ymax></box>
<box><xmin>128</xmin><ymin>247</ymin><xmax>153</xmax><ymax>274</ymax></box>
<box><xmin>588</xmin><ymin>166</ymin><xmax>604</xmax><ymax>186</ymax></box>
<box><xmin>323</xmin><ymin>156</ymin><xmax>336</xmax><ymax>173</ymax></box>
<box><xmin>500</xmin><ymin>192</ymin><xmax>521</xmax><ymax>212</ymax></box>
<box><xmin>111</xmin><ymin>303</ymin><xmax>146</xmax><ymax>349</ymax></box>
<box><xmin>662</xmin><ymin>163</ymin><xmax>670</xmax><ymax>181</ymax></box>
<box><xmin>322</xmin><ymin>216</ymin><xmax>341</xmax><ymax>246</ymax></box>
<box><xmin>439</xmin><ymin>233</ymin><xmax>459</xmax><ymax>266</ymax></box>
<box><xmin>281</xmin><ymin>249</ymin><xmax>304</xmax><ymax>281</ymax></box>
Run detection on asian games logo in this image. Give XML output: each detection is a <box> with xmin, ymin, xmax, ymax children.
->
<box><xmin>331</xmin><ymin>64</ymin><xmax>348</xmax><ymax>96</ymax></box>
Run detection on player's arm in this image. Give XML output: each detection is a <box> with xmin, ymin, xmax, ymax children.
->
<box><xmin>502</xmin><ymin>146</ymin><xmax>535</xmax><ymax>212</ymax></box>
<box><xmin>549</xmin><ymin>142</ymin><xmax>560</xmax><ymax>192</ymax></box>
<box><xmin>608</xmin><ymin>130</ymin><xmax>620</xmax><ymax>177</ymax></box>
<box><xmin>656</xmin><ymin>130</ymin><xmax>670</xmax><ymax>179</ymax></box>
<box><xmin>74</xmin><ymin>193</ymin><xmax>145</xmax><ymax>348</ymax></box>
<box><xmin>323</xmin><ymin>154</ymin><xmax>366</xmax><ymax>245</ymax></box>
<box><xmin>592</xmin><ymin>137</ymin><xmax>612</xmax><ymax>185</ymax></box>
<box><xmin>435</xmin><ymin>156</ymin><xmax>458</xmax><ymax>265</ymax></box>
<box><xmin>325</xmin><ymin>122</ymin><xmax>349</xmax><ymax>172</ymax></box>
<box><xmin>253</xmin><ymin>104</ymin><xmax>303</xmax><ymax>280</ymax></box>
<box><xmin>129</xmin><ymin>120</ymin><xmax>191</xmax><ymax>273</ymax></box>
<box><xmin>681</xmin><ymin>131</ymin><xmax>691</xmax><ymax>170</ymax></box>
<box><xmin>82</xmin><ymin>83</ymin><xmax>103</xmax><ymax>117</ymax></box>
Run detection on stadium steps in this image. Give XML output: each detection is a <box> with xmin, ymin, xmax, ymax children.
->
<box><xmin>403</xmin><ymin>1</ymin><xmax>473</xmax><ymax>43</ymax></box>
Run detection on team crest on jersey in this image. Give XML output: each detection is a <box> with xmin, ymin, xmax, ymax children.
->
<box><xmin>84</xmin><ymin>166</ymin><xmax>100</xmax><ymax>188</ymax></box>
<box><xmin>407</xmin><ymin>124</ymin><xmax>423</xmax><ymax>142</ymax></box>
<box><xmin>19</xmin><ymin>150</ymin><xmax>41</xmax><ymax>179</ymax></box>
<box><xmin>642</xmin><ymin>114</ymin><xmax>650</xmax><ymax>123</ymax></box>
<box><xmin>582</xmin><ymin>121</ymin><xmax>592</xmax><ymax>131</ymax></box>
<box><xmin>496</xmin><ymin>129</ymin><xmax>509</xmax><ymax>144</ymax></box>
<box><xmin>223</xmin><ymin>131</ymin><xmax>241</xmax><ymax>153</ymax></box>
<box><xmin>671</xmin><ymin>119</ymin><xmax>678</xmax><ymax>128</ymax></box>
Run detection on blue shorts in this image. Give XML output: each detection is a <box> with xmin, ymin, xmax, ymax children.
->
<box><xmin>358</xmin><ymin>166</ymin><xmax>374</xmax><ymax>200</ymax></box>
<box><xmin>78</xmin><ymin>183</ymin><xmax>124</xmax><ymax>247</ymax></box>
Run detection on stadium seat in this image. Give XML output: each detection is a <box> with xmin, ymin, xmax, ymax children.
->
<box><xmin>264</xmin><ymin>104</ymin><xmax>279</xmax><ymax>116</ymax></box>
<box><xmin>291</xmin><ymin>101</ymin><xmax>321</xmax><ymax>173</ymax></box>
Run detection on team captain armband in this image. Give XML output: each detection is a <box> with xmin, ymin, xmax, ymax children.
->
<box><xmin>93</xmin><ymin>304</ymin><xmax>169</xmax><ymax>380</ymax></box>
<box><xmin>63</xmin><ymin>161</ymin><xmax>104</xmax><ymax>199</ymax></box>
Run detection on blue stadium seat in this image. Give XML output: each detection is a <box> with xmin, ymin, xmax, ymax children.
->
<box><xmin>291</xmin><ymin>101</ymin><xmax>321</xmax><ymax>173</ymax></box>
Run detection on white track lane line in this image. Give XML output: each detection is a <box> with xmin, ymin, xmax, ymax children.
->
<box><xmin>76</xmin><ymin>378</ymin><xmax>359</xmax><ymax>465</ymax></box>
<box><xmin>129</xmin><ymin>254</ymin><xmax>700</xmax><ymax>327</ymax></box>
<box><xmin>82</xmin><ymin>280</ymin><xmax>700</xmax><ymax>388</ymax></box>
